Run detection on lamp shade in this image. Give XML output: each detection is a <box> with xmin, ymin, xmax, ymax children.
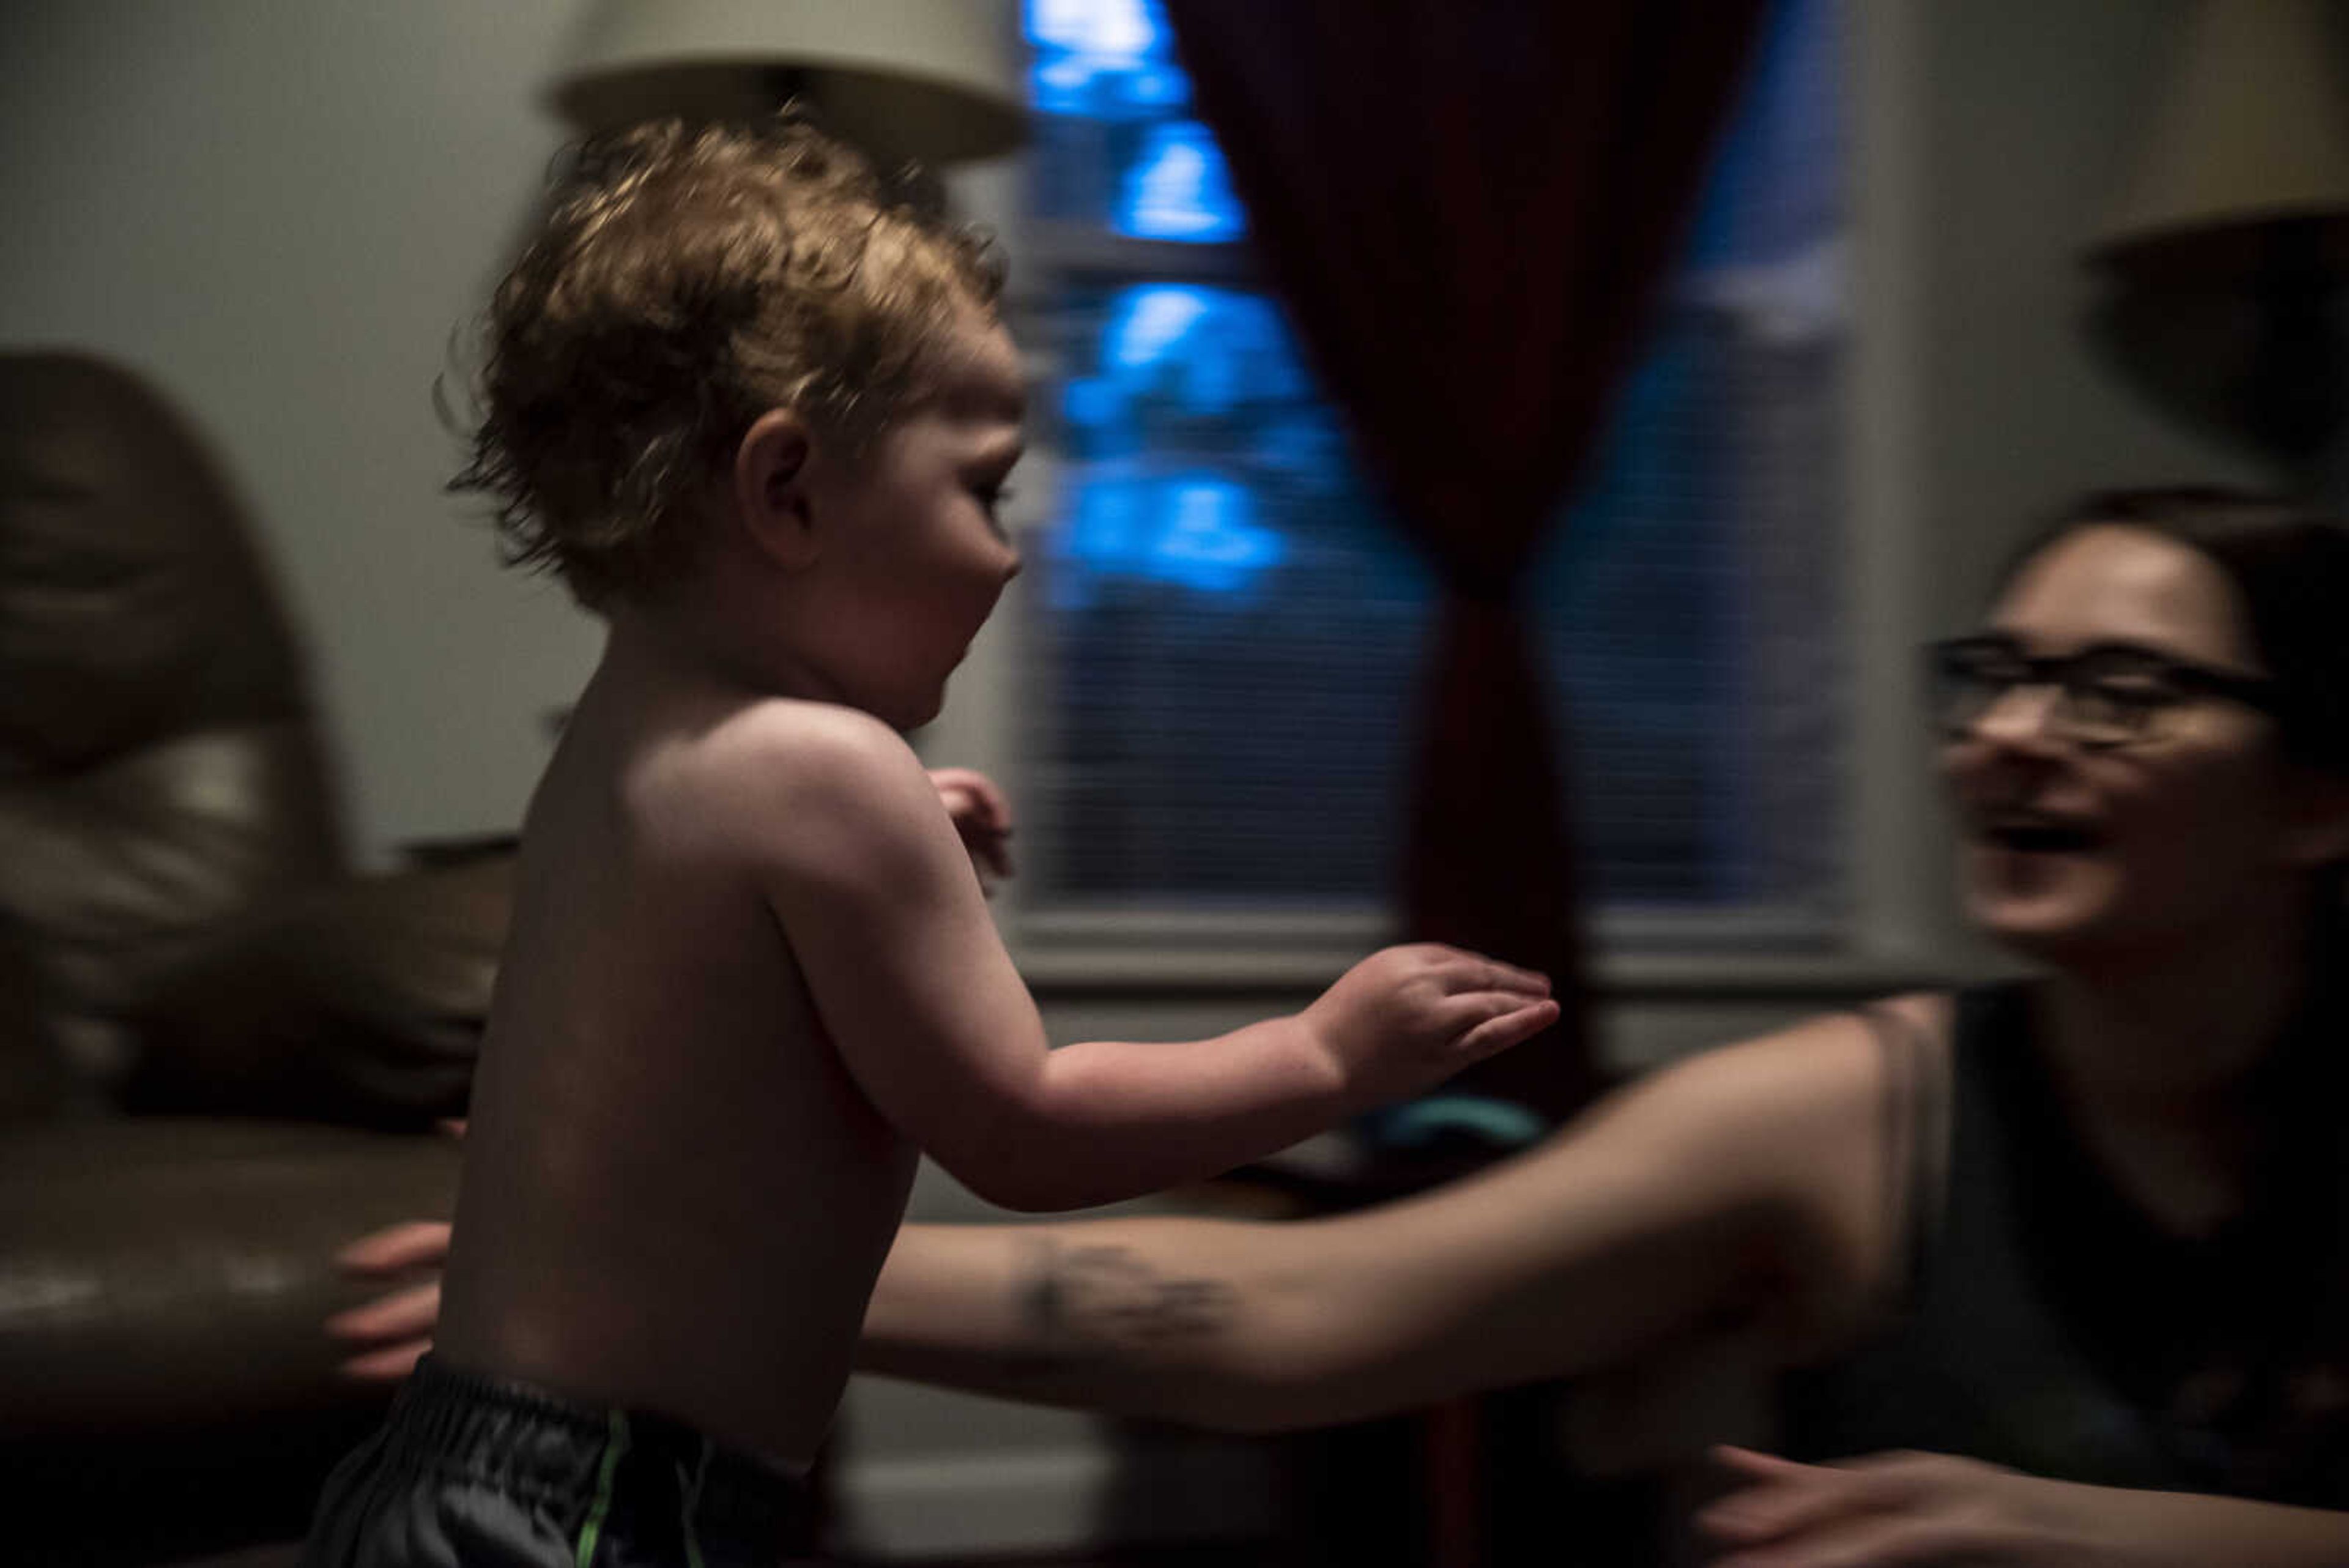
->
<box><xmin>547</xmin><ymin>0</ymin><xmax>1028</xmax><ymax>166</ymax></box>
<box><xmin>2089</xmin><ymin>0</ymin><xmax>2349</xmax><ymax>280</ymax></box>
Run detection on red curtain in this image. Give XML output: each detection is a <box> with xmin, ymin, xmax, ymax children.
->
<box><xmin>1163</xmin><ymin>0</ymin><xmax>1770</xmax><ymax>1123</ymax></box>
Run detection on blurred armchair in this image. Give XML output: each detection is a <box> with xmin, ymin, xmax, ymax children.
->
<box><xmin>0</xmin><ymin>351</ymin><xmax>497</xmax><ymax>1565</ymax></box>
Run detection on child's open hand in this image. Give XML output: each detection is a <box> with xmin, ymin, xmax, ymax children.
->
<box><xmin>928</xmin><ymin>767</ymin><xmax>1014</xmax><ymax>893</ymax></box>
<box><xmin>1301</xmin><ymin>943</ymin><xmax>1558</xmax><ymax>1106</ymax></box>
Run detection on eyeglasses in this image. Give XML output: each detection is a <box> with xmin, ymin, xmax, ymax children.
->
<box><xmin>1924</xmin><ymin>634</ymin><xmax>2280</xmax><ymax>749</ymax></box>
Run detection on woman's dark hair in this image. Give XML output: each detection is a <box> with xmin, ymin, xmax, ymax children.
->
<box><xmin>2006</xmin><ymin>486</ymin><xmax>2349</xmax><ymax>776</ymax></box>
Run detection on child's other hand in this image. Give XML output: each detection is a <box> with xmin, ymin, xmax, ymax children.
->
<box><xmin>928</xmin><ymin>767</ymin><xmax>1014</xmax><ymax>893</ymax></box>
<box><xmin>1301</xmin><ymin>944</ymin><xmax>1557</xmax><ymax>1105</ymax></box>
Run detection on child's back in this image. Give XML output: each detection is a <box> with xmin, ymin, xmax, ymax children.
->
<box><xmin>440</xmin><ymin>664</ymin><xmax>918</xmax><ymax>1466</ymax></box>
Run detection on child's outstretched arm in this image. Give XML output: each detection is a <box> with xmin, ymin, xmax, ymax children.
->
<box><xmin>750</xmin><ymin>707</ymin><xmax>1557</xmax><ymax>1211</ymax></box>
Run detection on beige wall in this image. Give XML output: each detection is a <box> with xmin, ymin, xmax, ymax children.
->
<box><xmin>0</xmin><ymin>1</ymin><xmax>599</xmax><ymax>864</ymax></box>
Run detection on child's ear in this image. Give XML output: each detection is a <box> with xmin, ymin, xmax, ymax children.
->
<box><xmin>733</xmin><ymin>409</ymin><xmax>819</xmax><ymax>570</ymax></box>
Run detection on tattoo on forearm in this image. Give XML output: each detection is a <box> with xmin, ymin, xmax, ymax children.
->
<box><xmin>1014</xmin><ymin>1237</ymin><xmax>1238</xmax><ymax>1377</ymax></box>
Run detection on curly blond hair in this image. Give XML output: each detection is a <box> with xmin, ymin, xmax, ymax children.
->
<box><xmin>451</xmin><ymin>114</ymin><xmax>1003</xmax><ymax>609</ymax></box>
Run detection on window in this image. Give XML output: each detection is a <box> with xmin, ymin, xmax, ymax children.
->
<box><xmin>1004</xmin><ymin>0</ymin><xmax>1849</xmax><ymax>946</ymax></box>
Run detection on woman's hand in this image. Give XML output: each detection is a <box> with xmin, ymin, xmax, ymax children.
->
<box><xmin>1699</xmin><ymin>1444</ymin><xmax>2349</xmax><ymax>1567</ymax></box>
<box><xmin>1698</xmin><ymin>1446</ymin><xmax>2104</xmax><ymax>1567</ymax></box>
<box><xmin>327</xmin><ymin>1117</ymin><xmax>461</xmax><ymax>1383</ymax></box>
<box><xmin>327</xmin><ymin>1219</ymin><xmax>450</xmax><ymax>1383</ymax></box>
<box><xmin>927</xmin><ymin>767</ymin><xmax>1014</xmax><ymax>893</ymax></box>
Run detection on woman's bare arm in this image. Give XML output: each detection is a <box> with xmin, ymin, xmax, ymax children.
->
<box><xmin>330</xmin><ymin>1013</ymin><xmax>1904</xmax><ymax>1421</ymax></box>
<box><xmin>858</xmin><ymin>1013</ymin><xmax>1901</xmax><ymax>1430</ymax></box>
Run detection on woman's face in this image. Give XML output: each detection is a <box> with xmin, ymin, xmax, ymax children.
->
<box><xmin>1943</xmin><ymin>524</ymin><xmax>2307</xmax><ymax>960</ymax></box>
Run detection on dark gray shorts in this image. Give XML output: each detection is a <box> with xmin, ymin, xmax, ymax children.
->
<box><xmin>301</xmin><ymin>1355</ymin><xmax>811</xmax><ymax>1567</ymax></box>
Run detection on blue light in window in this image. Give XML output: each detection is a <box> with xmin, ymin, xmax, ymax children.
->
<box><xmin>1027</xmin><ymin>0</ymin><xmax>1162</xmax><ymax>58</ymax></box>
<box><xmin>1052</xmin><ymin>283</ymin><xmax>1310</xmax><ymax>603</ymax></box>
<box><xmin>1061</xmin><ymin>374</ymin><xmax>1124</xmax><ymax>435</ymax></box>
<box><xmin>1031</xmin><ymin>51</ymin><xmax>1102</xmax><ymax>113</ymax></box>
<box><xmin>1116</xmin><ymin>120</ymin><xmax>1245</xmax><ymax>242</ymax></box>
<box><xmin>1154</xmin><ymin>478</ymin><xmax>1284</xmax><ymax>593</ymax></box>
<box><xmin>1124</xmin><ymin>62</ymin><xmax>1188</xmax><ymax>111</ymax></box>
<box><xmin>1052</xmin><ymin>473</ymin><xmax>1286</xmax><ymax>605</ymax></box>
<box><xmin>1105</xmin><ymin>284</ymin><xmax>1211</xmax><ymax>370</ymax></box>
<box><xmin>1061</xmin><ymin>480</ymin><xmax>1144</xmax><ymax>581</ymax></box>
<box><xmin>1095</xmin><ymin>286</ymin><xmax>1301</xmax><ymax>417</ymax></box>
<box><xmin>1030</xmin><ymin>54</ymin><xmax>1189</xmax><ymax>118</ymax></box>
<box><xmin>1026</xmin><ymin>0</ymin><xmax>1188</xmax><ymax>118</ymax></box>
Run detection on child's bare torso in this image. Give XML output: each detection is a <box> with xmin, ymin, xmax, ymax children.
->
<box><xmin>437</xmin><ymin>660</ymin><xmax>918</xmax><ymax>1466</ymax></box>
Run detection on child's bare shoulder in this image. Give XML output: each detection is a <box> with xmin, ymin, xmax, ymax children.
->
<box><xmin>694</xmin><ymin>696</ymin><xmax>915</xmax><ymax>787</ymax></box>
<box><xmin>675</xmin><ymin>698</ymin><xmax>951</xmax><ymax>883</ymax></box>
